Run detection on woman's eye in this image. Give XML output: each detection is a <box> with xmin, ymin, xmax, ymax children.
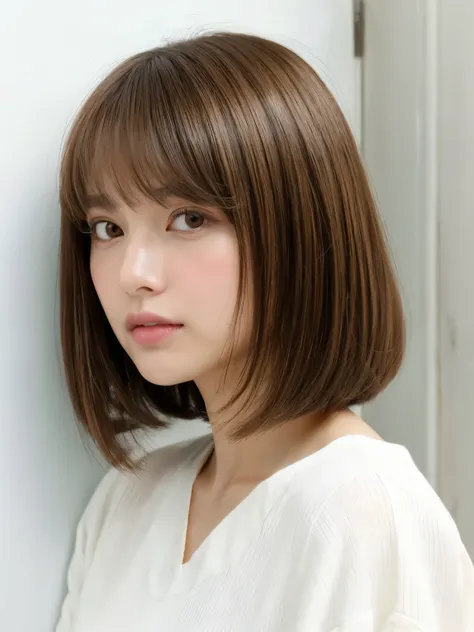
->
<box><xmin>90</xmin><ymin>221</ymin><xmax>122</xmax><ymax>241</ymax></box>
<box><xmin>169</xmin><ymin>210</ymin><xmax>206</xmax><ymax>232</ymax></box>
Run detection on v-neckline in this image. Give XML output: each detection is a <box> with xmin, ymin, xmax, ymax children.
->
<box><xmin>148</xmin><ymin>434</ymin><xmax>295</xmax><ymax>598</ymax></box>
<box><xmin>148</xmin><ymin>433</ymin><xmax>388</xmax><ymax>599</ymax></box>
<box><xmin>177</xmin><ymin>436</ymin><xmax>281</xmax><ymax>568</ymax></box>
<box><xmin>179</xmin><ymin>437</ymin><xmax>288</xmax><ymax>567</ymax></box>
<box><xmin>180</xmin><ymin>441</ymin><xmax>216</xmax><ymax>566</ymax></box>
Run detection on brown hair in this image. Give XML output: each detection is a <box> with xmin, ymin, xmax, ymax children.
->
<box><xmin>59</xmin><ymin>32</ymin><xmax>405</xmax><ymax>469</ymax></box>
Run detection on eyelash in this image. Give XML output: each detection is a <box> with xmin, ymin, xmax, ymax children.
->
<box><xmin>169</xmin><ymin>208</ymin><xmax>210</xmax><ymax>230</ymax></box>
<box><xmin>85</xmin><ymin>220</ymin><xmax>120</xmax><ymax>242</ymax></box>
<box><xmin>85</xmin><ymin>208</ymin><xmax>211</xmax><ymax>242</ymax></box>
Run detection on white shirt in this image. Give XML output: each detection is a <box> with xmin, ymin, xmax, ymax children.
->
<box><xmin>56</xmin><ymin>434</ymin><xmax>474</xmax><ymax>631</ymax></box>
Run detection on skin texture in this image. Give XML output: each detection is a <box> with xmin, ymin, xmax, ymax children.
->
<box><xmin>89</xmin><ymin>193</ymin><xmax>247</xmax><ymax>392</ymax></box>
<box><xmin>88</xmin><ymin>190</ymin><xmax>381</xmax><ymax>564</ymax></box>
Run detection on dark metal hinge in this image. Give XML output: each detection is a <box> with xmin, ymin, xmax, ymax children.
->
<box><xmin>354</xmin><ymin>0</ymin><xmax>365</xmax><ymax>58</ymax></box>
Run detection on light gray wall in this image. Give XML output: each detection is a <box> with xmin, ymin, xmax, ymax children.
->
<box><xmin>437</xmin><ymin>0</ymin><xmax>474</xmax><ymax>557</ymax></box>
<box><xmin>362</xmin><ymin>0</ymin><xmax>438</xmax><ymax>483</ymax></box>
<box><xmin>0</xmin><ymin>2</ymin><xmax>356</xmax><ymax>630</ymax></box>
<box><xmin>362</xmin><ymin>0</ymin><xmax>474</xmax><ymax>558</ymax></box>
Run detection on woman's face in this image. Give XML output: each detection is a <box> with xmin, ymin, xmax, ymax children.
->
<box><xmin>88</xmin><ymin>190</ymin><xmax>247</xmax><ymax>387</ymax></box>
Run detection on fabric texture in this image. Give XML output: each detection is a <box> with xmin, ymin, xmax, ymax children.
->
<box><xmin>56</xmin><ymin>434</ymin><xmax>474</xmax><ymax>632</ymax></box>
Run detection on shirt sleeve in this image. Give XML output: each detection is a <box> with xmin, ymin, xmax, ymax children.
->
<box><xmin>55</xmin><ymin>467</ymin><xmax>121</xmax><ymax>632</ymax></box>
<box><xmin>310</xmin><ymin>470</ymin><xmax>474</xmax><ymax>632</ymax></box>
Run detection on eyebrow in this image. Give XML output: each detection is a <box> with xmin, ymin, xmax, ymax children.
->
<box><xmin>85</xmin><ymin>187</ymin><xmax>175</xmax><ymax>211</ymax></box>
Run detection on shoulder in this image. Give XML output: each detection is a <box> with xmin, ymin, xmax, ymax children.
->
<box><xmin>286</xmin><ymin>435</ymin><xmax>453</xmax><ymax>527</ymax></box>
<box><xmin>288</xmin><ymin>436</ymin><xmax>465</xmax><ymax>558</ymax></box>
<box><xmin>285</xmin><ymin>436</ymin><xmax>474</xmax><ymax>629</ymax></box>
<box><xmin>78</xmin><ymin>432</ymin><xmax>212</xmax><ymax>549</ymax></box>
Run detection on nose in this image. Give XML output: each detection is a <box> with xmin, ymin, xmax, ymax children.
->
<box><xmin>119</xmin><ymin>235</ymin><xmax>166</xmax><ymax>297</ymax></box>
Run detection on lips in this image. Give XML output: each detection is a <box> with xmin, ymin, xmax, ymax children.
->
<box><xmin>126</xmin><ymin>312</ymin><xmax>183</xmax><ymax>345</ymax></box>
<box><xmin>126</xmin><ymin>312</ymin><xmax>181</xmax><ymax>331</ymax></box>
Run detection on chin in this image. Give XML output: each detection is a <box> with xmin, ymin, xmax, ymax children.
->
<box><xmin>131</xmin><ymin>356</ymin><xmax>205</xmax><ymax>387</ymax></box>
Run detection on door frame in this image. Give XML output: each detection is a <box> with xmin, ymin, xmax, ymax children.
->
<box><xmin>360</xmin><ymin>0</ymin><xmax>439</xmax><ymax>486</ymax></box>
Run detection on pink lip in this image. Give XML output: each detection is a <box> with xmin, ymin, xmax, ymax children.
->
<box><xmin>126</xmin><ymin>312</ymin><xmax>183</xmax><ymax>345</ymax></box>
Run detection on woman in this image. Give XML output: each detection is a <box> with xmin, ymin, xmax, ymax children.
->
<box><xmin>56</xmin><ymin>32</ymin><xmax>474</xmax><ymax>631</ymax></box>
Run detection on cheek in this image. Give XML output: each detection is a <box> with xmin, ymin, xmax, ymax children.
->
<box><xmin>179</xmin><ymin>237</ymin><xmax>240</xmax><ymax>318</ymax></box>
<box><xmin>90</xmin><ymin>253</ymin><xmax>105</xmax><ymax>296</ymax></box>
<box><xmin>89</xmin><ymin>253</ymin><xmax>117</xmax><ymax>318</ymax></box>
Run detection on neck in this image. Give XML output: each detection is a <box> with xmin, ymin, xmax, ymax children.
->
<box><xmin>194</xmin><ymin>370</ymin><xmax>355</xmax><ymax>492</ymax></box>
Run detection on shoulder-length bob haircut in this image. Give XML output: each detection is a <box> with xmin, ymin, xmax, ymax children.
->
<box><xmin>60</xmin><ymin>32</ymin><xmax>405</xmax><ymax>469</ymax></box>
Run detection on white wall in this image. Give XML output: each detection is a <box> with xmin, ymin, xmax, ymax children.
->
<box><xmin>437</xmin><ymin>0</ymin><xmax>474</xmax><ymax>557</ymax></box>
<box><xmin>362</xmin><ymin>0</ymin><xmax>438</xmax><ymax>483</ymax></box>
<box><xmin>0</xmin><ymin>2</ymin><xmax>356</xmax><ymax>630</ymax></box>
